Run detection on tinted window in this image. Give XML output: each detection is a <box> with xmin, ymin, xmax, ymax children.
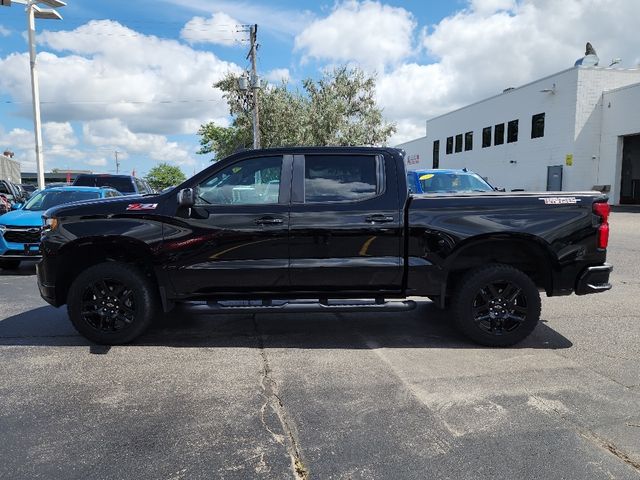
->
<box><xmin>464</xmin><ymin>131</ymin><xmax>473</xmax><ymax>151</ymax></box>
<box><xmin>531</xmin><ymin>112</ymin><xmax>545</xmax><ymax>139</ymax></box>
<box><xmin>446</xmin><ymin>136</ymin><xmax>453</xmax><ymax>155</ymax></box>
<box><xmin>482</xmin><ymin>127</ymin><xmax>492</xmax><ymax>148</ymax></box>
<box><xmin>304</xmin><ymin>155</ymin><xmax>378</xmax><ymax>203</ymax></box>
<box><xmin>507</xmin><ymin>119</ymin><xmax>519</xmax><ymax>143</ymax></box>
<box><xmin>74</xmin><ymin>175</ymin><xmax>136</xmax><ymax>193</ymax></box>
<box><xmin>23</xmin><ymin>190</ymin><xmax>100</xmax><ymax>211</ymax></box>
<box><xmin>432</xmin><ymin>140</ymin><xmax>440</xmax><ymax>168</ymax></box>
<box><xmin>454</xmin><ymin>134</ymin><xmax>463</xmax><ymax>153</ymax></box>
<box><xmin>197</xmin><ymin>156</ymin><xmax>281</xmax><ymax>205</ymax></box>
<box><xmin>494</xmin><ymin>123</ymin><xmax>505</xmax><ymax>145</ymax></box>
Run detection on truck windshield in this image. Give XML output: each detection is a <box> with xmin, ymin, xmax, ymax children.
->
<box><xmin>23</xmin><ymin>190</ymin><xmax>100</xmax><ymax>211</ymax></box>
<box><xmin>74</xmin><ymin>176</ymin><xmax>135</xmax><ymax>193</ymax></box>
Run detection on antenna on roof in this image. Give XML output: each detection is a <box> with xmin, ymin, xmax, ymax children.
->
<box><xmin>575</xmin><ymin>42</ymin><xmax>599</xmax><ymax>67</ymax></box>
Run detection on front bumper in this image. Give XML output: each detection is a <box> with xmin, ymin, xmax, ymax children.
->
<box><xmin>575</xmin><ymin>263</ymin><xmax>613</xmax><ymax>295</ymax></box>
<box><xmin>36</xmin><ymin>261</ymin><xmax>58</xmax><ymax>306</ymax></box>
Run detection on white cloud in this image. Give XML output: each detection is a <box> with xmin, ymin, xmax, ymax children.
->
<box><xmin>294</xmin><ymin>1</ymin><xmax>416</xmax><ymax>71</ymax></box>
<box><xmin>43</xmin><ymin>122</ymin><xmax>77</xmax><ymax>147</ymax></box>
<box><xmin>264</xmin><ymin>68</ymin><xmax>290</xmax><ymax>84</ymax></box>
<box><xmin>85</xmin><ymin>158</ymin><xmax>108</xmax><ymax>167</ymax></box>
<box><xmin>160</xmin><ymin>0</ymin><xmax>314</xmax><ymax>39</ymax></box>
<box><xmin>83</xmin><ymin>119</ymin><xmax>196</xmax><ymax>166</ymax></box>
<box><xmin>0</xmin><ymin>25</ymin><xmax>10</xmax><ymax>37</ymax></box>
<box><xmin>181</xmin><ymin>11</ymin><xmax>246</xmax><ymax>46</ymax></box>
<box><xmin>0</xmin><ymin>20</ymin><xmax>239</xmax><ymax>136</ymax></box>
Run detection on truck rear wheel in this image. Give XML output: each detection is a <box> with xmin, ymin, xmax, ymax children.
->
<box><xmin>452</xmin><ymin>264</ymin><xmax>541</xmax><ymax>347</ymax></box>
<box><xmin>67</xmin><ymin>262</ymin><xmax>159</xmax><ymax>345</ymax></box>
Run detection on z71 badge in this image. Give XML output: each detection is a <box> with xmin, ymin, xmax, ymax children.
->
<box><xmin>539</xmin><ymin>197</ymin><xmax>581</xmax><ymax>205</ymax></box>
<box><xmin>126</xmin><ymin>203</ymin><xmax>158</xmax><ymax>211</ymax></box>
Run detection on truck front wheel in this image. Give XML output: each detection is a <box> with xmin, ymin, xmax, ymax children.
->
<box><xmin>452</xmin><ymin>264</ymin><xmax>541</xmax><ymax>347</ymax></box>
<box><xmin>67</xmin><ymin>262</ymin><xmax>159</xmax><ymax>345</ymax></box>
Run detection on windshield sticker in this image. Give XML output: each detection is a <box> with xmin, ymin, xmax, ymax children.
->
<box><xmin>539</xmin><ymin>197</ymin><xmax>581</xmax><ymax>205</ymax></box>
<box><xmin>127</xmin><ymin>203</ymin><xmax>158</xmax><ymax>211</ymax></box>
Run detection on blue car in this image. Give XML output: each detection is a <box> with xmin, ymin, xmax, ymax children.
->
<box><xmin>0</xmin><ymin>186</ymin><xmax>121</xmax><ymax>269</ymax></box>
<box><xmin>406</xmin><ymin>168</ymin><xmax>497</xmax><ymax>194</ymax></box>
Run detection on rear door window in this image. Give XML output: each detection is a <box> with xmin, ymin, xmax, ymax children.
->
<box><xmin>304</xmin><ymin>155</ymin><xmax>380</xmax><ymax>203</ymax></box>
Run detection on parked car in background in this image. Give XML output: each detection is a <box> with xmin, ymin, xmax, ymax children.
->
<box><xmin>73</xmin><ymin>174</ymin><xmax>154</xmax><ymax>196</ymax></box>
<box><xmin>0</xmin><ymin>186</ymin><xmax>121</xmax><ymax>270</ymax></box>
<box><xmin>0</xmin><ymin>194</ymin><xmax>10</xmax><ymax>215</ymax></box>
<box><xmin>19</xmin><ymin>184</ymin><xmax>38</xmax><ymax>197</ymax></box>
<box><xmin>406</xmin><ymin>168</ymin><xmax>498</xmax><ymax>194</ymax></box>
<box><xmin>0</xmin><ymin>179</ymin><xmax>26</xmax><ymax>205</ymax></box>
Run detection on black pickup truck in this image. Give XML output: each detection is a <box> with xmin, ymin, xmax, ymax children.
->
<box><xmin>37</xmin><ymin>147</ymin><xmax>612</xmax><ymax>346</ymax></box>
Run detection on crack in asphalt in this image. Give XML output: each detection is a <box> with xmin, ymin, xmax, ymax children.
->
<box><xmin>528</xmin><ymin>393</ymin><xmax>640</xmax><ymax>473</ymax></box>
<box><xmin>252</xmin><ymin>314</ymin><xmax>309</xmax><ymax>480</ymax></box>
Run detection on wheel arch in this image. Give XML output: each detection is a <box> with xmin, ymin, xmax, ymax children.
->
<box><xmin>54</xmin><ymin>236</ymin><xmax>159</xmax><ymax>306</ymax></box>
<box><xmin>444</xmin><ymin>234</ymin><xmax>557</xmax><ymax>296</ymax></box>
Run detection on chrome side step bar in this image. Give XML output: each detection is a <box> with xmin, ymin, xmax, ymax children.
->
<box><xmin>185</xmin><ymin>298</ymin><xmax>417</xmax><ymax>314</ymax></box>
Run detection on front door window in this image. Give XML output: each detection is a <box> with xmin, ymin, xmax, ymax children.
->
<box><xmin>197</xmin><ymin>156</ymin><xmax>282</xmax><ymax>205</ymax></box>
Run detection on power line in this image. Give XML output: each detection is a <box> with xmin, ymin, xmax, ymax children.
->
<box><xmin>1</xmin><ymin>98</ymin><xmax>225</xmax><ymax>105</ymax></box>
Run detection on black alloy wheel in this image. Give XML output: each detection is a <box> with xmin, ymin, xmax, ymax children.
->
<box><xmin>471</xmin><ymin>280</ymin><xmax>528</xmax><ymax>335</ymax></box>
<box><xmin>80</xmin><ymin>279</ymin><xmax>137</xmax><ymax>333</ymax></box>
<box><xmin>67</xmin><ymin>262</ymin><xmax>158</xmax><ymax>344</ymax></box>
<box><xmin>452</xmin><ymin>264</ymin><xmax>541</xmax><ymax>347</ymax></box>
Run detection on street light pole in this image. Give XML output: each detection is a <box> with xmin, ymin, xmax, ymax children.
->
<box><xmin>26</xmin><ymin>2</ymin><xmax>45</xmax><ymax>190</ymax></box>
<box><xmin>2</xmin><ymin>0</ymin><xmax>65</xmax><ymax>190</ymax></box>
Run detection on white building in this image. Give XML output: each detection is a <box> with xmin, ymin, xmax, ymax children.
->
<box><xmin>396</xmin><ymin>66</ymin><xmax>640</xmax><ymax>205</ymax></box>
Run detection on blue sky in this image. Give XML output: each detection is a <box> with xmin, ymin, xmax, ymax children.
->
<box><xmin>1</xmin><ymin>0</ymin><xmax>638</xmax><ymax>177</ymax></box>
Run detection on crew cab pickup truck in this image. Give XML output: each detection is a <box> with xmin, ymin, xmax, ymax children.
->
<box><xmin>37</xmin><ymin>147</ymin><xmax>612</xmax><ymax>346</ymax></box>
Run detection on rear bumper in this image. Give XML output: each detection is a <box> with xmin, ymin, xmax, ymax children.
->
<box><xmin>575</xmin><ymin>263</ymin><xmax>613</xmax><ymax>295</ymax></box>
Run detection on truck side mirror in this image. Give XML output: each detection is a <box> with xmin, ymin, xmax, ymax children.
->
<box><xmin>11</xmin><ymin>202</ymin><xmax>23</xmax><ymax>210</ymax></box>
<box><xmin>177</xmin><ymin>188</ymin><xmax>196</xmax><ymax>207</ymax></box>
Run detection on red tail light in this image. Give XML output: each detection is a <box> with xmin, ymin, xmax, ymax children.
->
<box><xmin>593</xmin><ymin>201</ymin><xmax>610</xmax><ymax>249</ymax></box>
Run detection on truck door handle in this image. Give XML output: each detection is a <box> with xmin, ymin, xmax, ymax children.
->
<box><xmin>365</xmin><ymin>214</ymin><xmax>394</xmax><ymax>224</ymax></box>
<box><xmin>255</xmin><ymin>216</ymin><xmax>284</xmax><ymax>225</ymax></box>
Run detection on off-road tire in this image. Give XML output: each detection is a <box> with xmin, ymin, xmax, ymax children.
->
<box><xmin>67</xmin><ymin>262</ymin><xmax>159</xmax><ymax>345</ymax></box>
<box><xmin>452</xmin><ymin>264</ymin><xmax>541</xmax><ymax>347</ymax></box>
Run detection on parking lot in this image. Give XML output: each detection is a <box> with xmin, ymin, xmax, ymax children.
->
<box><xmin>0</xmin><ymin>211</ymin><xmax>639</xmax><ymax>479</ymax></box>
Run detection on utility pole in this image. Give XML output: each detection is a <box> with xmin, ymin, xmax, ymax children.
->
<box><xmin>248</xmin><ymin>24</ymin><xmax>260</xmax><ymax>149</ymax></box>
<box><xmin>114</xmin><ymin>150</ymin><xmax>121</xmax><ymax>174</ymax></box>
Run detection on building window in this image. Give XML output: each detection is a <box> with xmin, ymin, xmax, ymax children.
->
<box><xmin>432</xmin><ymin>140</ymin><xmax>440</xmax><ymax>168</ymax></box>
<box><xmin>482</xmin><ymin>127</ymin><xmax>492</xmax><ymax>148</ymax></box>
<box><xmin>531</xmin><ymin>113</ymin><xmax>545</xmax><ymax>139</ymax></box>
<box><xmin>494</xmin><ymin>123</ymin><xmax>504</xmax><ymax>145</ymax></box>
<box><xmin>507</xmin><ymin>119</ymin><xmax>519</xmax><ymax>143</ymax></box>
<box><xmin>446</xmin><ymin>136</ymin><xmax>453</xmax><ymax>154</ymax></box>
<box><xmin>464</xmin><ymin>131</ymin><xmax>473</xmax><ymax>151</ymax></box>
<box><xmin>455</xmin><ymin>134</ymin><xmax>463</xmax><ymax>153</ymax></box>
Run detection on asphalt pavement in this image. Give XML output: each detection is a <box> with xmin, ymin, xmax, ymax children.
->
<box><xmin>0</xmin><ymin>212</ymin><xmax>639</xmax><ymax>479</ymax></box>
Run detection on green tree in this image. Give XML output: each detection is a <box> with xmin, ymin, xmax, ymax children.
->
<box><xmin>145</xmin><ymin>162</ymin><xmax>186</xmax><ymax>191</ymax></box>
<box><xmin>197</xmin><ymin>66</ymin><xmax>396</xmax><ymax>161</ymax></box>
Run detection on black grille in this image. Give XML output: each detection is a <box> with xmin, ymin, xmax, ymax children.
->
<box><xmin>4</xmin><ymin>228</ymin><xmax>41</xmax><ymax>243</ymax></box>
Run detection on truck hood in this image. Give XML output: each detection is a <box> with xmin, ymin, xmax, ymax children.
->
<box><xmin>0</xmin><ymin>209</ymin><xmax>43</xmax><ymax>227</ymax></box>
<box><xmin>45</xmin><ymin>194</ymin><xmax>164</xmax><ymax>218</ymax></box>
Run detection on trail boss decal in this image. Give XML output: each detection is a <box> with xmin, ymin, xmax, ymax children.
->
<box><xmin>539</xmin><ymin>197</ymin><xmax>581</xmax><ymax>205</ymax></box>
<box><xmin>126</xmin><ymin>203</ymin><xmax>158</xmax><ymax>211</ymax></box>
